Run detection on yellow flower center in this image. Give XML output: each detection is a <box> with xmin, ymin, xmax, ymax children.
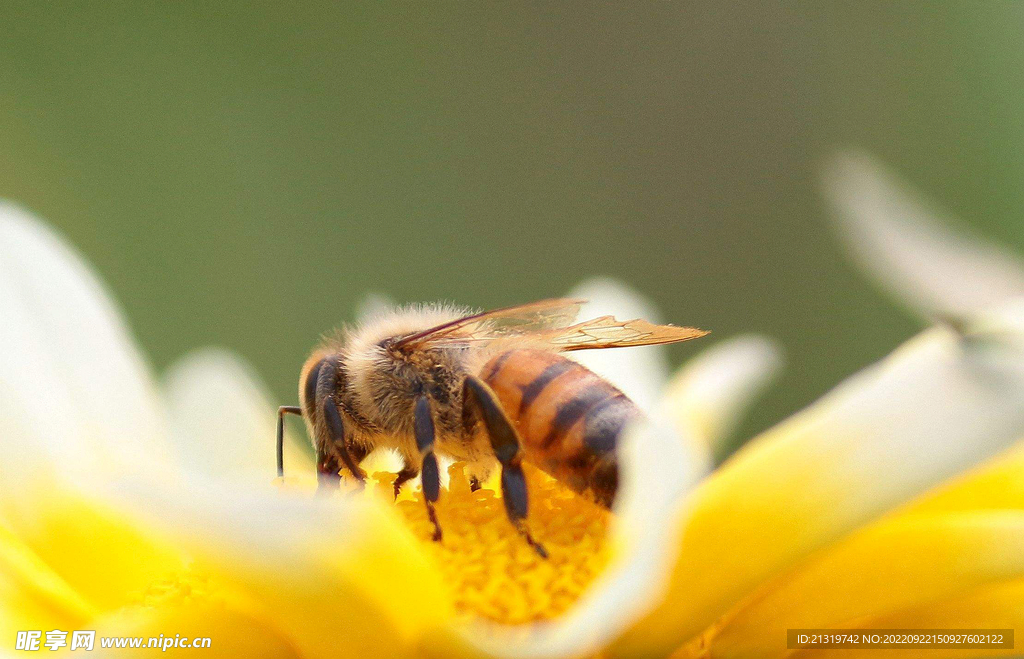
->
<box><xmin>368</xmin><ymin>463</ymin><xmax>612</xmax><ymax>626</ymax></box>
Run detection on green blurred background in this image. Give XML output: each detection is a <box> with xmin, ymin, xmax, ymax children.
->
<box><xmin>3</xmin><ymin>3</ymin><xmax>1022</xmax><ymax>449</ymax></box>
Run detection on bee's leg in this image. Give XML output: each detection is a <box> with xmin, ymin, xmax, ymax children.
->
<box><xmin>414</xmin><ymin>395</ymin><xmax>443</xmax><ymax>541</ymax></box>
<box><xmin>349</xmin><ymin>441</ymin><xmax>370</xmax><ymax>465</ymax></box>
<box><xmin>317</xmin><ymin>445</ymin><xmax>368</xmax><ymax>494</ymax></box>
<box><xmin>324</xmin><ymin>398</ymin><xmax>367</xmax><ymax>485</ymax></box>
<box><xmin>460</xmin><ymin>398</ymin><xmax>487</xmax><ymax>493</ymax></box>
<box><xmin>463</xmin><ymin>376</ymin><xmax>548</xmax><ymax>558</ymax></box>
<box><xmin>392</xmin><ymin>465</ymin><xmax>419</xmax><ymax>500</ymax></box>
<box><xmin>316</xmin><ymin>451</ymin><xmax>341</xmax><ymax>493</ymax></box>
<box><xmin>277</xmin><ymin>405</ymin><xmax>302</xmax><ymax>478</ymax></box>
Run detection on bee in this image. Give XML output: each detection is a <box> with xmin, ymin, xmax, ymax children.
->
<box><xmin>277</xmin><ymin>298</ymin><xmax>706</xmax><ymax>555</ymax></box>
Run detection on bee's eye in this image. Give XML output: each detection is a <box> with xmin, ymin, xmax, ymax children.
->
<box><xmin>304</xmin><ymin>358</ymin><xmax>327</xmax><ymax>414</ymax></box>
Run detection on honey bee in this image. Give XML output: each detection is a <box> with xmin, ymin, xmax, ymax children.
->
<box><xmin>277</xmin><ymin>298</ymin><xmax>706</xmax><ymax>555</ymax></box>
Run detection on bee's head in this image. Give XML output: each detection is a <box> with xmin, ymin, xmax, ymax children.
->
<box><xmin>277</xmin><ymin>350</ymin><xmax>350</xmax><ymax>480</ymax></box>
<box><xmin>298</xmin><ymin>350</ymin><xmax>345</xmax><ymax>424</ymax></box>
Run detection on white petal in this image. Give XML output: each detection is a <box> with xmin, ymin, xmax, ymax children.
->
<box><xmin>354</xmin><ymin>292</ymin><xmax>397</xmax><ymax>323</ymax></box>
<box><xmin>565</xmin><ymin>278</ymin><xmax>673</xmax><ymax>413</ymax></box>
<box><xmin>824</xmin><ymin>151</ymin><xmax>1024</xmax><ymax>319</ymax></box>
<box><xmin>163</xmin><ymin>348</ymin><xmax>314</xmax><ymax>480</ymax></box>
<box><xmin>0</xmin><ymin>205</ymin><xmax>167</xmax><ymax>493</ymax></box>
<box><xmin>660</xmin><ymin>334</ymin><xmax>781</xmax><ymax>460</ymax></box>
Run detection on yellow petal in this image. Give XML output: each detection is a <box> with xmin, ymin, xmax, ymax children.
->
<box><xmin>908</xmin><ymin>440</ymin><xmax>1024</xmax><ymax>513</ymax></box>
<box><xmin>693</xmin><ymin>511</ymin><xmax>1024</xmax><ymax>657</ymax></box>
<box><xmin>0</xmin><ymin>482</ymin><xmax>186</xmax><ymax>616</ymax></box>
<box><xmin>611</xmin><ymin>303</ymin><xmax>1024</xmax><ymax>656</ymax></box>
<box><xmin>116</xmin><ymin>479</ymin><xmax>453</xmax><ymax>658</ymax></box>
<box><xmin>91</xmin><ymin>589</ymin><xmax>301</xmax><ymax>658</ymax></box>
<box><xmin>0</xmin><ymin>521</ymin><xmax>95</xmax><ymax>640</ymax></box>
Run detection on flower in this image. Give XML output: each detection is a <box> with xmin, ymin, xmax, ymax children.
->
<box><xmin>1</xmin><ymin>175</ymin><xmax>1023</xmax><ymax>658</ymax></box>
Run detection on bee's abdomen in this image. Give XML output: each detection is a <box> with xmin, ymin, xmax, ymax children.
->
<box><xmin>479</xmin><ymin>349</ymin><xmax>637</xmax><ymax>506</ymax></box>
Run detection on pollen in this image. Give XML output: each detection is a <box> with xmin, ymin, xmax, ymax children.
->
<box><xmin>366</xmin><ymin>463</ymin><xmax>612</xmax><ymax>626</ymax></box>
<box><xmin>131</xmin><ymin>568</ymin><xmax>217</xmax><ymax>609</ymax></box>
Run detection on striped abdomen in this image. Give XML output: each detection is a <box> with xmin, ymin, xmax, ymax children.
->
<box><xmin>479</xmin><ymin>349</ymin><xmax>638</xmax><ymax>507</ymax></box>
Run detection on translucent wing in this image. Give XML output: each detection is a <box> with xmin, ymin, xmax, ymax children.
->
<box><xmin>393</xmin><ymin>297</ymin><xmax>708</xmax><ymax>352</ymax></box>
<box><xmin>537</xmin><ymin>315</ymin><xmax>708</xmax><ymax>351</ymax></box>
<box><xmin>392</xmin><ymin>298</ymin><xmax>586</xmax><ymax>349</ymax></box>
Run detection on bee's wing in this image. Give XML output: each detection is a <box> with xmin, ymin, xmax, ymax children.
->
<box><xmin>533</xmin><ymin>315</ymin><xmax>708</xmax><ymax>351</ymax></box>
<box><xmin>392</xmin><ymin>298</ymin><xmax>587</xmax><ymax>349</ymax></box>
<box><xmin>394</xmin><ymin>297</ymin><xmax>707</xmax><ymax>352</ymax></box>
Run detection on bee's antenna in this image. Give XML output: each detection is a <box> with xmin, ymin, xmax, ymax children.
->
<box><xmin>277</xmin><ymin>406</ymin><xmax>302</xmax><ymax>477</ymax></box>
